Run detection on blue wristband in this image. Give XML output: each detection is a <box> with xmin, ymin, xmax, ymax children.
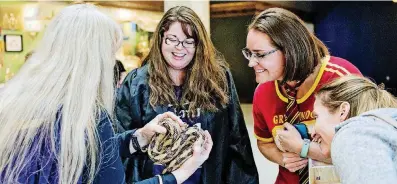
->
<box><xmin>300</xmin><ymin>139</ymin><xmax>310</xmax><ymax>158</ymax></box>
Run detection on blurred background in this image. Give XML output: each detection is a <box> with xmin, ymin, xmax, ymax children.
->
<box><xmin>1</xmin><ymin>1</ymin><xmax>397</xmax><ymax>183</ymax></box>
<box><xmin>2</xmin><ymin>1</ymin><xmax>396</xmax><ymax>96</ymax></box>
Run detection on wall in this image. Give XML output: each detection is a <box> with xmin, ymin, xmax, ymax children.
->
<box><xmin>0</xmin><ymin>2</ymin><xmax>163</xmax><ymax>83</ymax></box>
<box><xmin>164</xmin><ymin>0</ymin><xmax>210</xmax><ymax>33</ymax></box>
<box><xmin>211</xmin><ymin>15</ymin><xmax>256</xmax><ymax>103</ymax></box>
<box><xmin>0</xmin><ymin>30</ymin><xmax>41</xmax><ymax>83</ymax></box>
<box><xmin>315</xmin><ymin>1</ymin><xmax>397</xmax><ymax>94</ymax></box>
<box><xmin>0</xmin><ymin>2</ymin><xmax>65</xmax><ymax>83</ymax></box>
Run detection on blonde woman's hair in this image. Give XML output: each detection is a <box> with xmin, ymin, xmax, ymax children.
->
<box><xmin>316</xmin><ymin>75</ymin><xmax>397</xmax><ymax>118</ymax></box>
<box><xmin>0</xmin><ymin>4</ymin><xmax>122</xmax><ymax>184</ymax></box>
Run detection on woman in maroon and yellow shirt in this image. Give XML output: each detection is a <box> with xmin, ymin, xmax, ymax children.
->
<box><xmin>243</xmin><ymin>8</ymin><xmax>362</xmax><ymax>184</ymax></box>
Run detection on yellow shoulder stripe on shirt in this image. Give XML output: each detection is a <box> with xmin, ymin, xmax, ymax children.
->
<box><xmin>275</xmin><ymin>81</ymin><xmax>288</xmax><ymax>103</ymax></box>
<box><xmin>296</xmin><ymin>55</ymin><xmax>330</xmax><ymax>104</ymax></box>
<box><xmin>275</xmin><ymin>56</ymin><xmax>331</xmax><ymax>104</ymax></box>
<box><xmin>254</xmin><ymin>133</ymin><xmax>274</xmax><ymax>143</ymax></box>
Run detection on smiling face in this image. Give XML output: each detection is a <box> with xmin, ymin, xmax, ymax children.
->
<box><xmin>245</xmin><ymin>29</ymin><xmax>285</xmax><ymax>83</ymax></box>
<box><xmin>313</xmin><ymin>97</ymin><xmax>348</xmax><ymax>158</ymax></box>
<box><xmin>161</xmin><ymin>21</ymin><xmax>196</xmax><ymax>71</ymax></box>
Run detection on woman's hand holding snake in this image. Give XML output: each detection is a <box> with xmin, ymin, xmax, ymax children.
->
<box><xmin>136</xmin><ymin>112</ymin><xmax>185</xmax><ymax>148</ymax></box>
<box><xmin>172</xmin><ymin>130</ymin><xmax>213</xmax><ymax>184</ymax></box>
<box><xmin>134</xmin><ymin>112</ymin><xmax>213</xmax><ymax>184</ymax></box>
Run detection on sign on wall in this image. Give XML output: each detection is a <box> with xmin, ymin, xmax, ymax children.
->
<box><xmin>4</xmin><ymin>34</ymin><xmax>23</xmax><ymax>52</ymax></box>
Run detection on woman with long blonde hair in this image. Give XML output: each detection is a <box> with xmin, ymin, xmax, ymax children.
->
<box><xmin>313</xmin><ymin>75</ymin><xmax>397</xmax><ymax>183</ymax></box>
<box><xmin>0</xmin><ymin>4</ymin><xmax>212</xmax><ymax>184</ymax></box>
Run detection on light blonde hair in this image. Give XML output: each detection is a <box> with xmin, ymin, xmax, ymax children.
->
<box><xmin>0</xmin><ymin>4</ymin><xmax>122</xmax><ymax>184</ymax></box>
<box><xmin>316</xmin><ymin>75</ymin><xmax>397</xmax><ymax>118</ymax></box>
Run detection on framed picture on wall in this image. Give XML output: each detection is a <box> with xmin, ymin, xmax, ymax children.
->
<box><xmin>4</xmin><ymin>34</ymin><xmax>23</xmax><ymax>52</ymax></box>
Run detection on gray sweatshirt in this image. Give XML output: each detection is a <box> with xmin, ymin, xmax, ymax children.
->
<box><xmin>332</xmin><ymin>108</ymin><xmax>397</xmax><ymax>184</ymax></box>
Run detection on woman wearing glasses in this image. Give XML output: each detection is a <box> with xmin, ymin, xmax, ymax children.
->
<box><xmin>244</xmin><ymin>8</ymin><xmax>361</xmax><ymax>184</ymax></box>
<box><xmin>0</xmin><ymin>4</ymin><xmax>210</xmax><ymax>184</ymax></box>
<box><xmin>116</xmin><ymin>6</ymin><xmax>258</xmax><ymax>184</ymax></box>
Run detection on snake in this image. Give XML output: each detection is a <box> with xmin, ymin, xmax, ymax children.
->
<box><xmin>146</xmin><ymin>117</ymin><xmax>205</xmax><ymax>174</ymax></box>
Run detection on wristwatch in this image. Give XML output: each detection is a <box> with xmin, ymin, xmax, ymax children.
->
<box><xmin>300</xmin><ymin>138</ymin><xmax>311</xmax><ymax>158</ymax></box>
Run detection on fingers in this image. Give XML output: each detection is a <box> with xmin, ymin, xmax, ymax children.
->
<box><xmin>312</xmin><ymin>133</ymin><xmax>318</xmax><ymax>142</ymax></box>
<box><xmin>192</xmin><ymin>136</ymin><xmax>205</xmax><ymax>156</ymax></box>
<box><xmin>152</xmin><ymin>124</ymin><xmax>167</xmax><ymax>134</ymax></box>
<box><xmin>295</xmin><ymin>162</ymin><xmax>308</xmax><ymax>170</ymax></box>
<box><xmin>276</xmin><ymin>129</ymin><xmax>285</xmax><ymax>136</ymax></box>
<box><xmin>192</xmin><ymin>131</ymin><xmax>213</xmax><ymax>159</ymax></box>
<box><xmin>161</xmin><ymin>112</ymin><xmax>184</xmax><ymax>126</ymax></box>
<box><xmin>282</xmin><ymin>152</ymin><xmax>305</xmax><ymax>164</ymax></box>
<box><xmin>285</xmin><ymin>159</ymin><xmax>308</xmax><ymax>172</ymax></box>
<box><xmin>282</xmin><ymin>152</ymin><xmax>308</xmax><ymax>172</ymax></box>
<box><xmin>283</xmin><ymin>155</ymin><xmax>305</xmax><ymax>164</ymax></box>
<box><xmin>313</xmin><ymin>137</ymin><xmax>318</xmax><ymax>143</ymax></box>
<box><xmin>312</xmin><ymin>133</ymin><xmax>322</xmax><ymax>143</ymax></box>
<box><xmin>283</xmin><ymin>123</ymin><xmax>293</xmax><ymax>130</ymax></box>
<box><xmin>311</xmin><ymin>129</ymin><xmax>317</xmax><ymax>138</ymax></box>
<box><xmin>277</xmin><ymin>131</ymin><xmax>288</xmax><ymax>142</ymax></box>
<box><xmin>288</xmin><ymin>159</ymin><xmax>307</xmax><ymax>169</ymax></box>
<box><xmin>317</xmin><ymin>137</ymin><xmax>323</xmax><ymax>144</ymax></box>
<box><xmin>276</xmin><ymin>130</ymin><xmax>287</xmax><ymax>141</ymax></box>
<box><xmin>290</xmin><ymin>161</ymin><xmax>308</xmax><ymax>172</ymax></box>
<box><xmin>312</xmin><ymin>132</ymin><xmax>320</xmax><ymax>141</ymax></box>
<box><xmin>202</xmin><ymin>131</ymin><xmax>213</xmax><ymax>155</ymax></box>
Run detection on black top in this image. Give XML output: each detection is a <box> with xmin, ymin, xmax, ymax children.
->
<box><xmin>115</xmin><ymin>64</ymin><xmax>259</xmax><ymax>184</ymax></box>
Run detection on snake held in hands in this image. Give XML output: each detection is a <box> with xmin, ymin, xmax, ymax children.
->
<box><xmin>147</xmin><ymin>118</ymin><xmax>205</xmax><ymax>174</ymax></box>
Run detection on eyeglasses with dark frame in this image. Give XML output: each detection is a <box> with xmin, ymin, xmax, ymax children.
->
<box><xmin>164</xmin><ymin>35</ymin><xmax>196</xmax><ymax>48</ymax></box>
<box><xmin>242</xmin><ymin>48</ymin><xmax>279</xmax><ymax>62</ymax></box>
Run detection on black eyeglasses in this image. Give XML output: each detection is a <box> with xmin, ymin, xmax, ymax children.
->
<box><xmin>242</xmin><ymin>48</ymin><xmax>279</xmax><ymax>62</ymax></box>
<box><xmin>165</xmin><ymin>35</ymin><xmax>196</xmax><ymax>48</ymax></box>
